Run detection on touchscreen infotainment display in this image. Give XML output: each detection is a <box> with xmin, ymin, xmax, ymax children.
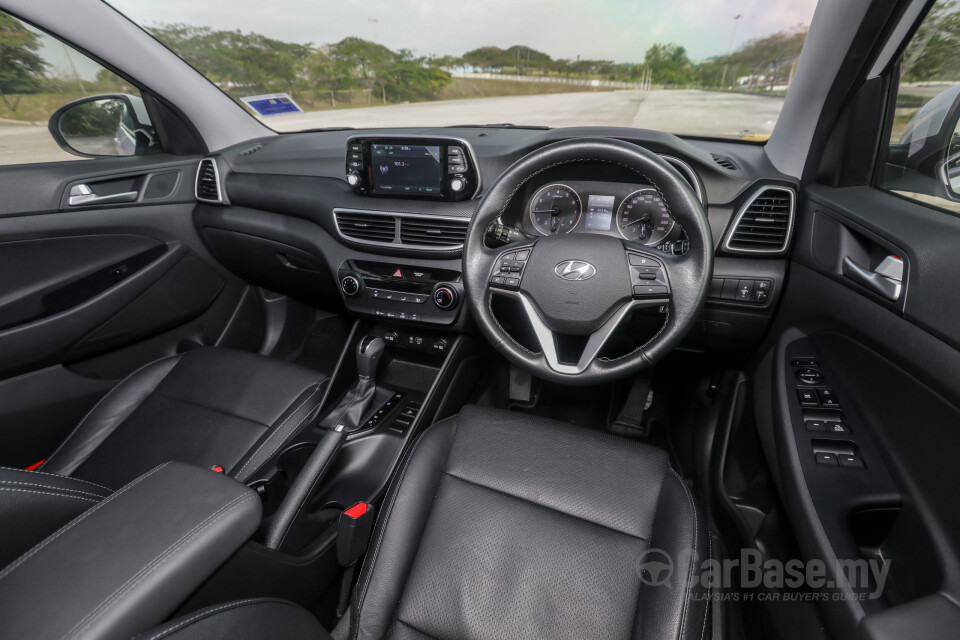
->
<box><xmin>370</xmin><ymin>143</ymin><xmax>443</xmax><ymax>195</ymax></box>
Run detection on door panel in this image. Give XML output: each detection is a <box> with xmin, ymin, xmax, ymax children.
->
<box><xmin>0</xmin><ymin>156</ymin><xmax>263</xmax><ymax>468</ymax></box>
<box><xmin>754</xmin><ymin>185</ymin><xmax>960</xmax><ymax>638</ymax></box>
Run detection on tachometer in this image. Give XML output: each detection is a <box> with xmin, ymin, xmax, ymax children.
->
<box><xmin>529</xmin><ymin>184</ymin><xmax>582</xmax><ymax>235</ymax></box>
<box><xmin>616</xmin><ymin>188</ymin><xmax>675</xmax><ymax>245</ymax></box>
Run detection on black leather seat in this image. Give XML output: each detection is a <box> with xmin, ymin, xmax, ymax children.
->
<box><xmin>141</xmin><ymin>405</ymin><xmax>711</xmax><ymax>640</ymax></box>
<box><xmin>0</xmin><ymin>347</ymin><xmax>325</xmax><ymax>567</ymax></box>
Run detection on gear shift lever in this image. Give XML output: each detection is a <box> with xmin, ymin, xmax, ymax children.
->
<box><xmin>265</xmin><ymin>336</ymin><xmax>387</xmax><ymax>550</ymax></box>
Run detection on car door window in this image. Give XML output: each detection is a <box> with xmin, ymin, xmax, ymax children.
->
<box><xmin>878</xmin><ymin>0</ymin><xmax>960</xmax><ymax>213</ymax></box>
<box><xmin>0</xmin><ymin>10</ymin><xmax>144</xmax><ymax>166</ymax></box>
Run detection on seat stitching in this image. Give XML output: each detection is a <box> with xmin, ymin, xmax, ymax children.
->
<box><xmin>669</xmin><ymin>467</ymin><xmax>699</xmax><ymax>640</ymax></box>
<box><xmin>0</xmin><ymin>487</ymin><xmax>100</xmax><ymax>502</ymax></box>
<box><xmin>136</xmin><ymin>598</ymin><xmax>295</xmax><ymax>640</ymax></box>
<box><xmin>352</xmin><ymin>429</ymin><xmax>431</xmax><ymax>638</ymax></box>
<box><xmin>699</xmin><ymin>532</ymin><xmax>712</xmax><ymax>640</ymax></box>
<box><xmin>0</xmin><ymin>462</ymin><xmax>170</xmax><ymax>582</ymax></box>
<box><xmin>40</xmin><ymin>354</ymin><xmax>181</xmax><ymax>471</ymax></box>
<box><xmin>151</xmin><ymin>392</ymin><xmax>271</xmax><ymax>426</ymax></box>
<box><xmin>234</xmin><ymin>384</ymin><xmax>323</xmax><ymax>480</ymax></box>
<box><xmin>0</xmin><ymin>467</ymin><xmax>112</xmax><ymax>492</ymax></box>
<box><xmin>0</xmin><ymin>480</ymin><xmax>106</xmax><ymax>500</ymax></box>
<box><xmin>444</xmin><ymin>471</ymin><xmax>651</xmax><ymax>541</ymax></box>
<box><xmin>64</xmin><ymin>492</ymin><xmax>258</xmax><ymax>639</ymax></box>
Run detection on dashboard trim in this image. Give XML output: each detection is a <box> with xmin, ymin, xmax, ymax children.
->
<box><xmin>333</xmin><ymin>207</ymin><xmax>471</xmax><ymax>251</ymax></box>
<box><xmin>660</xmin><ymin>155</ymin><xmax>705</xmax><ymax>205</ymax></box>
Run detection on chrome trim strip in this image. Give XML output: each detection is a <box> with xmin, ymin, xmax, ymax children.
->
<box><xmin>660</xmin><ymin>155</ymin><xmax>705</xmax><ymax>206</ymax></box>
<box><xmin>498</xmin><ymin>291</ymin><xmax>666</xmax><ymax>375</ymax></box>
<box><xmin>195</xmin><ymin>158</ymin><xmax>223</xmax><ymax>204</ymax></box>
<box><xmin>332</xmin><ymin>207</ymin><xmax>471</xmax><ymax>251</ymax></box>
<box><xmin>721</xmin><ymin>186</ymin><xmax>796</xmax><ymax>255</ymax></box>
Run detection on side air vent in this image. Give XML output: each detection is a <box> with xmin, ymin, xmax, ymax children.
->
<box><xmin>400</xmin><ymin>217</ymin><xmax>469</xmax><ymax>247</ymax></box>
<box><xmin>335</xmin><ymin>211</ymin><xmax>397</xmax><ymax>243</ymax></box>
<box><xmin>724</xmin><ymin>187</ymin><xmax>796</xmax><ymax>254</ymax></box>
<box><xmin>195</xmin><ymin>159</ymin><xmax>222</xmax><ymax>203</ymax></box>
<box><xmin>711</xmin><ymin>153</ymin><xmax>738</xmax><ymax>171</ymax></box>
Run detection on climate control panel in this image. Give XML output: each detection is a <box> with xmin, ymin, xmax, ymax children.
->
<box><xmin>338</xmin><ymin>260</ymin><xmax>463</xmax><ymax>325</ymax></box>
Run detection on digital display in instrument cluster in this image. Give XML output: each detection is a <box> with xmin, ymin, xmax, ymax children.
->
<box><xmin>584</xmin><ymin>195</ymin><xmax>615</xmax><ymax>231</ymax></box>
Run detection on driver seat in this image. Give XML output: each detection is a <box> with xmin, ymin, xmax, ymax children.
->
<box><xmin>139</xmin><ymin>405</ymin><xmax>710</xmax><ymax>640</ymax></box>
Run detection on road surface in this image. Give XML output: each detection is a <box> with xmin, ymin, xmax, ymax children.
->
<box><xmin>1</xmin><ymin>90</ymin><xmax>784</xmax><ymax>165</ymax></box>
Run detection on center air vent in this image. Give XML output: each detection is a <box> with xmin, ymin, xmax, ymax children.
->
<box><xmin>724</xmin><ymin>187</ymin><xmax>796</xmax><ymax>254</ymax></box>
<box><xmin>400</xmin><ymin>217</ymin><xmax>469</xmax><ymax>247</ymax></box>
<box><xmin>335</xmin><ymin>211</ymin><xmax>397</xmax><ymax>243</ymax></box>
<box><xmin>195</xmin><ymin>159</ymin><xmax>222</xmax><ymax>203</ymax></box>
<box><xmin>334</xmin><ymin>209</ymin><xmax>469</xmax><ymax>250</ymax></box>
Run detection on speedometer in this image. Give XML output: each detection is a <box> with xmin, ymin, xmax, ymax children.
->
<box><xmin>616</xmin><ymin>188</ymin><xmax>675</xmax><ymax>245</ymax></box>
<box><xmin>529</xmin><ymin>184</ymin><xmax>582</xmax><ymax>235</ymax></box>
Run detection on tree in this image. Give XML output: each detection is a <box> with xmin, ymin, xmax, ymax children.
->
<box><xmin>0</xmin><ymin>13</ymin><xmax>47</xmax><ymax>112</ymax></box>
<box><xmin>330</xmin><ymin>37</ymin><xmax>395</xmax><ymax>103</ymax></box>
<box><xmin>644</xmin><ymin>44</ymin><xmax>693</xmax><ymax>85</ymax></box>
<box><xmin>902</xmin><ymin>0</ymin><xmax>960</xmax><ymax>82</ymax></box>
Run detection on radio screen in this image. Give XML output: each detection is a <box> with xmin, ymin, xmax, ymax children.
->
<box><xmin>370</xmin><ymin>143</ymin><xmax>442</xmax><ymax>195</ymax></box>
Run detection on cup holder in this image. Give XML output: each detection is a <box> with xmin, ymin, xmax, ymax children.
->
<box><xmin>252</xmin><ymin>443</ymin><xmax>317</xmax><ymax>517</ymax></box>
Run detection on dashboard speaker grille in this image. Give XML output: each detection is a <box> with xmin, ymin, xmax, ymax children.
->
<box><xmin>335</xmin><ymin>211</ymin><xmax>397</xmax><ymax>243</ymax></box>
<box><xmin>400</xmin><ymin>217</ymin><xmax>469</xmax><ymax>247</ymax></box>
<box><xmin>725</xmin><ymin>187</ymin><xmax>795</xmax><ymax>253</ymax></box>
<box><xmin>195</xmin><ymin>159</ymin><xmax>222</xmax><ymax>203</ymax></box>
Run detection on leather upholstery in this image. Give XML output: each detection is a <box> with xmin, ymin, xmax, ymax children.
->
<box><xmin>40</xmin><ymin>347</ymin><xmax>327</xmax><ymax>489</ymax></box>
<box><xmin>0</xmin><ymin>466</ymin><xmax>111</xmax><ymax>568</ymax></box>
<box><xmin>0</xmin><ymin>462</ymin><xmax>261</xmax><ymax>640</ymax></box>
<box><xmin>340</xmin><ymin>405</ymin><xmax>711</xmax><ymax>640</ymax></box>
<box><xmin>132</xmin><ymin>598</ymin><xmax>331</xmax><ymax>640</ymax></box>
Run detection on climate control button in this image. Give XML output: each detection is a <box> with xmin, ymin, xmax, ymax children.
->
<box><xmin>433</xmin><ymin>285</ymin><xmax>458</xmax><ymax>310</ymax></box>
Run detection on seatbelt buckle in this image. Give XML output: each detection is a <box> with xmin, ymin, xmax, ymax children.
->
<box><xmin>336</xmin><ymin>502</ymin><xmax>375</xmax><ymax>567</ymax></box>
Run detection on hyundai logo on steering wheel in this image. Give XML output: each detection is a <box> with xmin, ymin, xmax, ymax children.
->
<box><xmin>554</xmin><ymin>260</ymin><xmax>597</xmax><ymax>281</ymax></box>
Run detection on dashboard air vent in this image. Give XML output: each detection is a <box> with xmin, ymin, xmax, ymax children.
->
<box><xmin>711</xmin><ymin>153</ymin><xmax>738</xmax><ymax>171</ymax></box>
<box><xmin>400</xmin><ymin>217</ymin><xmax>469</xmax><ymax>247</ymax></box>
<box><xmin>724</xmin><ymin>187</ymin><xmax>795</xmax><ymax>254</ymax></box>
<box><xmin>335</xmin><ymin>211</ymin><xmax>397</xmax><ymax>243</ymax></box>
<box><xmin>195</xmin><ymin>159</ymin><xmax>222</xmax><ymax>203</ymax></box>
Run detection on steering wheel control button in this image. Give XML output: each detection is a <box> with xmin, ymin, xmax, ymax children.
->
<box><xmin>634</xmin><ymin>285</ymin><xmax>668</xmax><ymax>296</ymax></box>
<box><xmin>628</xmin><ymin>254</ymin><xmax>659</xmax><ymax>267</ymax></box>
<box><xmin>515</xmin><ymin>250</ymin><xmax>530</xmax><ymax>261</ymax></box>
<box><xmin>797</xmin><ymin>389</ymin><xmax>819</xmax><ymax>407</ymax></box>
<box><xmin>795</xmin><ymin>367</ymin><xmax>824</xmax><ymax>385</ymax></box>
<box><xmin>489</xmin><ymin>247</ymin><xmax>533</xmax><ymax>290</ymax></box>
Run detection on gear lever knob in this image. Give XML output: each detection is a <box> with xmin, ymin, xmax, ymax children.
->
<box><xmin>356</xmin><ymin>336</ymin><xmax>385</xmax><ymax>379</ymax></box>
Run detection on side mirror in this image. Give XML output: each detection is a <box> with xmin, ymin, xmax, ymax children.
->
<box><xmin>48</xmin><ymin>94</ymin><xmax>157</xmax><ymax>158</ymax></box>
<box><xmin>891</xmin><ymin>84</ymin><xmax>960</xmax><ymax>201</ymax></box>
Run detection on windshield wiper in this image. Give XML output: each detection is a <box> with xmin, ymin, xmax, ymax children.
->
<box><xmin>447</xmin><ymin>123</ymin><xmax>550</xmax><ymax>130</ymax></box>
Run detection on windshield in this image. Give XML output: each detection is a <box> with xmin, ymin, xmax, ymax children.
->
<box><xmin>107</xmin><ymin>0</ymin><xmax>818</xmax><ymax>140</ymax></box>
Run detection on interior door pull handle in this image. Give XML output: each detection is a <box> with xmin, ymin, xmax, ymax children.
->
<box><xmin>842</xmin><ymin>256</ymin><xmax>902</xmax><ymax>301</ymax></box>
<box><xmin>68</xmin><ymin>184</ymin><xmax>138</xmax><ymax>207</ymax></box>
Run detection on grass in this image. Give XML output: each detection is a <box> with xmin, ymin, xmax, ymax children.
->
<box><xmin>0</xmin><ymin>91</ymin><xmax>89</xmax><ymax>124</ymax></box>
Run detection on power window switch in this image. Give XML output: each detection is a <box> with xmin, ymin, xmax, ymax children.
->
<box><xmin>797</xmin><ymin>389</ymin><xmax>819</xmax><ymax>407</ymax></box>
<box><xmin>805</xmin><ymin>420</ymin><xmax>827</xmax><ymax>432</ymax></box>
<box><xmin>815</xmin><ymin>452</ymin><xmax>839</xmax><ymax>466</ymax></box>
<box><xmin>838</xmin><ymin>454</ymin><xmax>865</xmax><ymax>469</ymax></box>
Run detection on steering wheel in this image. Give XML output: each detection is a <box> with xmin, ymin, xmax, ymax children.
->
<box><xmin>463</xmin><ymin>138</ymin><xmax>713</xmax><ymax>384</ymax></box>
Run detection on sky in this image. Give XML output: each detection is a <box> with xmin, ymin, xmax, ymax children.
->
<box><xmin>105</xmin><ymin>0</ymin><xmax>819</xmax><ymax>63</ymax></box>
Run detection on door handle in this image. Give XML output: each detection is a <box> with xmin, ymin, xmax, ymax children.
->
<box><xmin>842</xmin><ymin>256</ymin><xmax>902</xmax><ymax>301</ymax></box>
<box><xmin>68</xmin><ymin>184</ymin><xmax>138</xmax><ymax>207</ymax></box>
